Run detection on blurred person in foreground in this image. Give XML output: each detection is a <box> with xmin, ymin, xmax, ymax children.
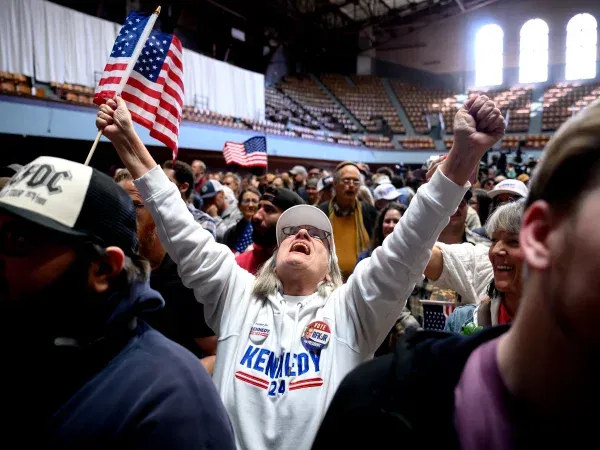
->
<box><xmin>96</xmin><ymin>93</ymin><xmax>504</xmax><ymax>450</ymax></box>
<box><xmin>0</xmin><ymin>157</ymin><xmax>234</xmax><ymax>448</ymax></box>
<box><xmin>314</xmin><ymin>99</ymin><xmax>600</xmax><ymax>449</ymax></box>
<box><xmin>116</xmin><ymin>170</ymin><xmax>218</xmax><ymax>369</ymax></box>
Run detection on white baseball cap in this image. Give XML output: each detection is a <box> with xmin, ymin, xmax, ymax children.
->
<box><xmin>374</xmin><ymin>175</ymin><xmax>391</xmax><ymax>186</ymax></box>
<box><xmin>373</xmin><ymin>183</ymin><xmax>400</xmax><ymax>201</ymax></box>
<box><xmin>488</xmin><ymin>179</ymin><xmax>529</xmax><ymax>199</ymax></box>
<box><xmin>276</xmin><ymin>205</ymin><xmax>333</xmax><ymax>247</ymax></box>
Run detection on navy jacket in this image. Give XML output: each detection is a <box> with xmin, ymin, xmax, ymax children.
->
<box><xmin>1</xmin><ymin>281</ymin><xmax>235</xmax><ymax>449</ymax></box>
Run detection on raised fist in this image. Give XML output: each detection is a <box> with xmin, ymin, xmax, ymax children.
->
<box><xmin>453</xmin><ymin>95</ymin><xmax>505</xmax><ymax>157</ymax></box>
<box><xmin>96</xmin><ymin>95</ymin><xmax>135</xmax><ymax>145</ymax></box>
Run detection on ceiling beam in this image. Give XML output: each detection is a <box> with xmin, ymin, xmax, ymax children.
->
<box><xmin>454</xmin><ymin>0</ymin><xmax>465</xmax><ymax>12</ymax></box>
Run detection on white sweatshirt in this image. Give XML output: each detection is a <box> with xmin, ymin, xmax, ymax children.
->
<box><xmin>135</xmin><ymin>167</ymin><xmax>467</xmax><ymax>450</ymax></box>
<box><xmin>433</xmin><ymin>242</ymin><xmax>493</xmax><ymax>304</ymax></box>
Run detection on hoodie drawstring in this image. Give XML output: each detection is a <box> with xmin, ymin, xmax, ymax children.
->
<box><xmin>287</xmin><ymin>302</ymin><xmax>304</xmax><ymax>351</ymax></box>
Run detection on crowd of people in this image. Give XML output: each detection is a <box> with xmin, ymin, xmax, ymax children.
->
<box><xmin>1</xmin><ymin>92</ymin><xmax>599</xmax><ymax>449</ymax></box>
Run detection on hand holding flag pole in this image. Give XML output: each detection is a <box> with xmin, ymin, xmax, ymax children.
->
<box><xmin>85</xmin><ymin>5</ymin><xmax>162</xmax><ymax>166</ymax></box>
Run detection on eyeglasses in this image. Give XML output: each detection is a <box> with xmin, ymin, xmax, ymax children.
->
<box><xmin>241</xmin><ymin>198</ymin><xmax>259</xmax><ymax>205</ymax></box>
<box><xmin>281</xmin><ymin>225</ymin><xmax>331</xmax><ymax>241</ymax></box>
<box><xmin>340</xmin><ymin>178</ymin><xmax>360</xmax><ymax>187</ymax></box>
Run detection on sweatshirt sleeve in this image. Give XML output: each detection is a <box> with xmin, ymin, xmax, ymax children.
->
<box><xmin>333</xmin><ymin>169</ymin><xmax>468</xmax><ymax>355</ymax></box>
<box><xmin>433</xmin><ymin>242</ymin><xmax>493</xmax><ymax>305</ymax></box>
<box><xmin>134</xmin><ymin>166</ymin><xmax>254</xmax><ymax>335</ymax></box>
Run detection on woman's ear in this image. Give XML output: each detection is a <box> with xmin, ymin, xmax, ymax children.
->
<box><xmin>324</xmin><ymin>273</ymin><xmax>332</xmax><ymax>283</ymax></box>
<box><xmin>88</xmin><ymin>246</ymin><xmax>125</xmax><ymax>294</ymax></box>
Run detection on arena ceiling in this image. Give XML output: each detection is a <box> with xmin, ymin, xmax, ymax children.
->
<box><xmin>49</xmin><ymin>0</ymin><xmax>504</xmax><ymax>72</ymax></box>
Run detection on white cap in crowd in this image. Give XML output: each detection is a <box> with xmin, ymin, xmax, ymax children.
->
<box><xmin>373</xmin><ymin>183</ymin><xmax>400</xmax><ymax>201</ymax></box>
<box><xmin>488</xmin><ymin>179</ymin><xmax>529</xmax><ymax>199</ymax></box>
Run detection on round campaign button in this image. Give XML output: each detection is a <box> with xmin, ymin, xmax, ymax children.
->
<box><xmin>249</xmin><ymin>322</ymin><xmax>270</xmax><ymax>344</ymax></box>
<box><xmin>301</xmin><ymin>320</ymin><xmax>331</xmax><ymax>352</ymax></box>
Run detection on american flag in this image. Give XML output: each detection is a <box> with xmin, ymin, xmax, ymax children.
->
<box><xmin>94</xmin><ymin>11</ymin><xmax>184</xmax><ymax>159</ymax></box>
<box><xmin>422</xmin><ymin>301</ymin><xmax>457</xmax><ymax>331</ymax></box>
<box><xmin>223</xmin><ymin>136</ymin><xmax>268</xmax><ymax>168</ymax></box>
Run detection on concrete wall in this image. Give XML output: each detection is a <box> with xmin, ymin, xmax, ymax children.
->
<box><xmin>374</xmin><ymin>0</ymin><xmax>600</xmax><ymax>90</ymax></box>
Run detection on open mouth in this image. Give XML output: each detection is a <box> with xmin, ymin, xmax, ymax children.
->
<box><xmin>496</xmin><ymin>265</ymin><xmax>514</xmax><ymax>271</ymax></box>
<box><xmin>290</xmin><ymin>241</ymin><xmax>310</xmax><ymax>255</ymax></box>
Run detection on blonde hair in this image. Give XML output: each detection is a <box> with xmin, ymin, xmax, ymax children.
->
<box><xmin>252</xmin><ymin>249</ymin><xmax>344</xmax><ymax>299</ymax></box>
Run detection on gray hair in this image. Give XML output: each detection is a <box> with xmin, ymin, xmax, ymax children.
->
<box><xmin>252</xmin><ymin>249</ymin><xmax>344</xmax><ymax>299</ymax></box>
<box><xmin>357</xmin><ymin>185</ymin><xmax>374</xmax><ymax>206</ymax></box>
<box><xmin>485</xmin><ymin>199</ymin><xmax>525</xmax><ymax>237</ymax></box>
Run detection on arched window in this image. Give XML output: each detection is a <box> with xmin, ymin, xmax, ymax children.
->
<box><xmin>475</xmin><ymin>24</ymin><xmax>504</xmax><ymax>86</ymax></box>
<box><xmin>519</xmin><ymin>19</ymin><xmax>549</xmax><ymax>83</ymax></box>
<box><xmin>566</xmin><ymin>13</ymin><xmax>598</xmax><ymax>80</ymax></box>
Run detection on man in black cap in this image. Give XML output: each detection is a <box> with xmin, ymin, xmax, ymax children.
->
<box><xmin>0</xmin><ymin>156</ymin><xmax>235</xmax><ymax>449</ymax></box>
<box><xmin>235</xmin><ymin>186</ymin><xmax>304</xmax><ymax>274</ymax></box>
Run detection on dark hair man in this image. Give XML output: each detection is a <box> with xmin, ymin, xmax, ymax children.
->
<box><xmin>0</xmin><ymin>157</ymin><xmax>235</xmax><ymax>448</ymax></box>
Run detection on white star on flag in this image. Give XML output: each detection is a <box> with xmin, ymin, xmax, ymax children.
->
<box><xmin>136</xmin><ymin>18</ymin><xmax>140</xmax><ymax>22</ymax></box>
<box><xmin>153</xmin><ymin>65</ymin><xmax>157</xmax><ymax>69</ymax></box>
<box><xmin>118</xmin><ymin>46</ymin><xmax>122</xmax><ymax>50</ymax></box>
<box><xmin>128</xmin><ymin>21</ymin><xmax>132</xmax><ymax>25</ymax></box>
<box><xmin>149</xmin><ymin>74</ymin><xmax>154</xmax><ymax>78</ymax></box>
<box><xmin>163</xmin><ymin>40</ymin><xmax>167</xmax><ymax>44</ymax></box>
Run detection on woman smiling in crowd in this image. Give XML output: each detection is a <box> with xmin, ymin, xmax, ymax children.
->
<box><xmin>424</xmin><ymin>200</ymin><xmax>525</xmax><ymax>331</ymax></box>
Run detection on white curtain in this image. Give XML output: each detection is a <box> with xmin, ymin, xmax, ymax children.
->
<box><xmin>1</xmin><ymin>0</ymin><xmax>265</xmax><ymax>120</ymax></box>
<box><xmin>184</xmin><ymin>49</ymin><xmax>265</xmax><ymax>120</ymax></box>
<box><xmin>0</xmin><ymin>0</ymin><xmax>35</xmax><ymax>77</ymax></box>
<box><xmin>31</xmin><ymin>0</ymin><xmax>119</xmax><ymax>86</ymax></box>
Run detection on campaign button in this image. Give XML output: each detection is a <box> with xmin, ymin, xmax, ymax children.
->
<box><xmin>249</xmin><ymin>322</ymin><xmax>270</xmax><ymax>344</ymax></box>
<box><xmin>301</xmin><ymin>320</ymin><xmax>331</xmax><ymax>352</ymax></box>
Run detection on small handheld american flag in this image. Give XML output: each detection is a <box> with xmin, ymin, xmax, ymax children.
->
<box><xmin>223</xmin><ymin>136</ymin><xmax>268</xmax><ymax>168</ymax></box>
<box><xmin>94</xmin><ymin>10</ymin><xmax>184</xmax><ymax>160</ymax></box>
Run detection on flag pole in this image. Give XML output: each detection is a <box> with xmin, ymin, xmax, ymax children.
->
<box><xmin>85</xmin><ymin>5</ymin><xmax>162</xmax><ymax>166</ymax></box>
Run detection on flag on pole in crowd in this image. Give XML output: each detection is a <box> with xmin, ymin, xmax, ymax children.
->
<box><xmin>223</xmin><ymin>136</ymin><xmax>268</xmax><ymax>168</ymax></box>
<box><xmin>93</xmin><ymin>10</ymin><xmax>184</xmax><ymax>160</ymax></box>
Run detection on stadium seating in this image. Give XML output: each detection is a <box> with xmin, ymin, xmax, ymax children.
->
<box><xmin>391</xmin><ymin>81</ymin><xmax>457</xmax><ymax>135</ymax></box>
<box><xmin>265</xmin><ymin>86</ymin><xmax>321</xmax><ymax>129</ymax></box>
<box><xmin>469</xmin><ymin>86</ymin><xmax>532</xmax><ymax>133</ymax></box>
<box><xmin>446</xmin><ymin>135</ymin><xmax>551</xmax><ymax>150</ymax></box>
<box><xmin>321</xmin><ymin>74</ymin><xmax>404</xmax><ymax>134</ymax></box>
<box><xmin>401</xmin><ymin>137</ymin><xmax>435</xmax><ymax>150</ymax></box>
<box><xmin>277</xmin><ymin>76</ymin><xmax>357</xmax><ymax>134</ymax></box>
<box><xmin>183</xmin><ymin>107</ymin><xmax>249</xmax><ymax>130</ymax></box>
<box><xmin>360</xmin><ymin>135</ymin><xmax>394</xmax><ymax>150</ymax></box>
<box><xmin>51</xmin><ymin>82</ymin><xmax>94</xmax><ymax>105</ymax></box>
<box><xmin>542</xmin><ymin>82</ymin><xmax>600</xmax><ymax>131</ymax></box>
<box><xmin>0</xmin><ymin>72</ymin><xmax>44</xmax><ymax>98</ymax></box>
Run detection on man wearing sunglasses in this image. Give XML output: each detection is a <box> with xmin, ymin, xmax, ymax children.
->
<box><xmin>97</xmin><ymin>93</ymin><xmax>505</xmax><ymax>450</ymax></box>
<box><xmin>0</xmin><ymin>157</ymin><xmax>235</xmax><ymax>448</ymax></box>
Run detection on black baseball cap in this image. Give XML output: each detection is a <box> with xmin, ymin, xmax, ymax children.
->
<box><xmin>0</xmin><ymin>156</ymin><xmax>138</xmax><ymax>255</ymax></box>
<box><xmin>200</xmin><ymin>180</ymin><xmax>224</xmax><ymax>199</ymax></box>
<box><xmin>261</xmin><ymin>187</ymin><xmax>305</xmax><ymax>211</ymax></box>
